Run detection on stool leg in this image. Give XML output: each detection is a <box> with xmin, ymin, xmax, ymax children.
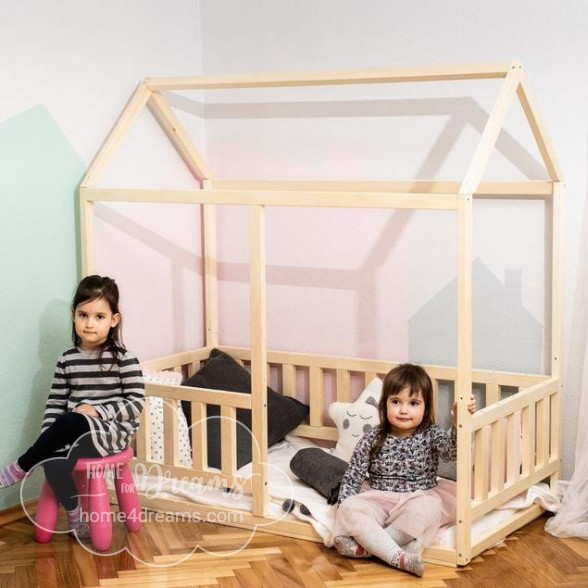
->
<box><xmin>34</xmin><ymin>481</ymin><xmax>59</xmax><ymax>543</ymax></box>
<box><xmin>88</xmin><ymin>472</ymin><xmax>112</xmax><ymax>551</ymax></box>
<box><xmin>115</xmin><ymin>464</ymin><xmax>142</xmax><ymax>532</ymax></box>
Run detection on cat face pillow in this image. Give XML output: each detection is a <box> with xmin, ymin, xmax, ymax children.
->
<box><xmin>328</xmin><ymin>378</ymin><xmax>382</xmax><ymax>462</ymax></box>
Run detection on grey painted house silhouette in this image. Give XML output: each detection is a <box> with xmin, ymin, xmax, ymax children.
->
<box><xmin>409</xmin><ymin>258</ymin><xmax>543</xmax><ymax>374</ymax></box>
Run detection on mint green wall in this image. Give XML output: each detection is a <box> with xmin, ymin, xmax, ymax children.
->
<box><xmin>0</xmin><ymin>105</ymin><xmax>84</xmax><ymax>509</ymax></box>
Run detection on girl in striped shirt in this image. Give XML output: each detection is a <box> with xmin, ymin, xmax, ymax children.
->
<box><xmin>0</xmin><ymin>275</ymin><xmax>145</xmax><ymax>537</ymax></box>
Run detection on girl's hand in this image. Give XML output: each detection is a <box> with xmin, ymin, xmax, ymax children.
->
<box><xmin>74</xmin><ymin>403</ymin><xmax>99</xmax><ymax>418</ymax></box>
<box><xmin>451</xmin><ymin>395</ymin><xmax>476</xmax><ymax>427</ymax></box>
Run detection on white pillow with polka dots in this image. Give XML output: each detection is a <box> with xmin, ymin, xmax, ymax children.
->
<box><xmin>144</xmin><ymin>370</ymin><xmax>193</xmax><ymax>467</ymax></box>
<box><xmin>328</xmin><ymin>377</ymin><xmax>382</xmax><ymax>462</ymax></box>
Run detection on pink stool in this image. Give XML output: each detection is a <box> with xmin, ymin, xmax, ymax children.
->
<box><xmin>34</xmin><ymin>447</ymin><xmax>141</xmax><ymax>551</ymax></box>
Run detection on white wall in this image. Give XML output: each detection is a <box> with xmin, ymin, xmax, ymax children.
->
<box><xmin>198</xmin><ymin>0</ymin><xmax>588</xmax><ymax>478</ymax></box>
<box><xmin>1</xmin><ymin>1</ymin><xmax>202</xmax><ymax>165</ymax></box>
<box><xmin>0</xmin><ymin>0</ymin><xmax>203</xmax><ymax>509</ymax></box>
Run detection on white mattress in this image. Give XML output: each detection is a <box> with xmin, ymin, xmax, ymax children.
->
<box><xmin>133</xmin><ymin>434</ymin><xmax>559</xmax><ymax>548</ymax></box>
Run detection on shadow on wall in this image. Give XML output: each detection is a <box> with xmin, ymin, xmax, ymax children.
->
<box><xmin>94</xmin><ymin>204</ymin><xmax>202</xmax><ymax>353</ymax></box>
<box><xmin>409</xmin><ymin>259</ymin><xmax>543</xmax><ymax>373</ymax></box>
<box><xmin>27</xmin><ymin>299</ymin><xmax>73</xmax><ymax>431</ymax></box>
<box><xmin>18</xmin><ymin>299</ymin><xmax>73</xmax><ymax>502</ymax></box>
<box><xmin>168</xmin><ymin>93</ymin><xmax>547</xmax><ymax>179</ymax></box>
<box><xmin>100</xmin><ymin>91</ymin><xmax>546</xmax><ymax>360</ymax></box>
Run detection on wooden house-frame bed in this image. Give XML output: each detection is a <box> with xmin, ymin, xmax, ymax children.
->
<box><xmin>79</xmin><ymin>62</ymin><xmax>563</xmax><ymax>567</ymax></box>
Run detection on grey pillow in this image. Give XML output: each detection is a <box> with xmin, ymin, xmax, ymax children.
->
<box><xmin>183</xmin><ymin>348</ymin><xmax>309</xmax><ymax>469</ymax></box>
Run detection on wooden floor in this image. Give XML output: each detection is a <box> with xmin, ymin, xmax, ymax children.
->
<box><xmin>0</xmin><ymin>512</ymin><xmax>587</xmax><ymax>587</ymax></box>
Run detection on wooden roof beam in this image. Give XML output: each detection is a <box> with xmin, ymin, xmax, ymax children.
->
<box><xmin>147</xmin><ymin>91</ymin><xmax>213</xmax><ymax>182</ymax></box>
<box><xmin>145</xmin><ymin>62</ymin><xmax>519</xmax><ymax>91</ymax></box>
<box><xmin>81</xmin><ymin>82</ymin><xmax>151</xmax><ymax>188</ymax></box>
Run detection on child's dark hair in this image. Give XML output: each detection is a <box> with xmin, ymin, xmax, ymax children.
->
<box><xmin>369</xmin><ymin>363</ymin><xmax>435</xmax><ymax>460</ymax></box>
<box><xmin>72</xmin><ymin>275</ymin><xmax>124</xmax><ymax>360</ymax></box>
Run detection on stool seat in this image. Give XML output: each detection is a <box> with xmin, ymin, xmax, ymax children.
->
<box><xmin>75</xmin><ymin>446</ymin><xmax>134</xmax><ymax>470</ymax></box>
<box><xmin>34</xmin><ymin>447</ymin><xmax>141</xmax><ymax>551</ymax></box>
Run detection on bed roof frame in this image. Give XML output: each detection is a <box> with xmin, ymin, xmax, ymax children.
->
<box><xmin>79</xmin><ymin>62</ymin><xmax>563</xmax><ymax>566</ymax></box>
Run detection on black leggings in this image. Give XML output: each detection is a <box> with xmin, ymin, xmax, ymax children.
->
<box><xmin>18</xmin><ymin>412</ymin><xmax>102</xmax><ymax>510</ymax></box>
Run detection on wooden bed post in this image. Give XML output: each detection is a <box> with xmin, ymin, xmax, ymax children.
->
<box><xmin>455</xmin><ymin>192</ymin><xmax>474</xmax><ymax>566</ymax></box>
<box><xmin>202</xmin><ymin>180</ymin><xmax>219</xmax><ymax>348</ymax></box>
<box><xmin>250</xmin><ymin>205</ymin><xmax>269</xmax><ymax>517</ymax></box>
<box><xmin>550</xmin><ymin>182</ymin><xmax>565</xmax><ymax>485</ymax></box>
<box><xmin>79</xmin><ymin>187</ymin><xmax>95</xmax><ymax>276</ymax></box>
<box><xmin>78</xmin><ymin>82</ymin><xmax>152</xmax><ymax>276</ymax></box>
<box><xmin>454</xmin><ymin>64</ymin><xmax>522</xmax><ymax>565</ymax></box>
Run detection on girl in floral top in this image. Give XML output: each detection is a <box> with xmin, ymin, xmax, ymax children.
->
<box><xmin>333</xmin><ymin>363</ymin><xmax>476</xmax><ymax>577</ymax></box>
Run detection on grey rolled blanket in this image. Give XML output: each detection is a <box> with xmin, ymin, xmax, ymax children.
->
<box><xmin>289</xmin><ymin>447</ymin><xmax>348</xmax><ymax>505</ymax></box>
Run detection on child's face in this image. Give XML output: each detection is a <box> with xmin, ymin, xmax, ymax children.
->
<box><xmin>386</xmin><ymin>387</ymin><xmax>426</xmax><ymax>437</ymax></box>
<box><xmin>73</xmin><ymin>297</ymin><xmax>120</xmax><ymax>351</ymax></box>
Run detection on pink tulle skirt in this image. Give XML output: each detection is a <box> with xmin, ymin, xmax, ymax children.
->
<box><xmin>333</xmin><ymin>478</ymin><xmax>457</xmax><ymax>548</ymax></box>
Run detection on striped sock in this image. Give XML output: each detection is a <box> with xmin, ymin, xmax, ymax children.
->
<box><xmin>67</xmin><ymin>503</ymin><xmax>91</xmax><ymax>540</ymax></box>
<box><xmin>356</xmin><ymin>528</ymin><xmax>425</xmax><ymax>577</ymax></box>
<box><xmin>66</xmin><ymin>503</ymin><xmax>83</xmax><ymax>527</ymax></box>
<box><xmin>0</xmin><ymin>461</ymin><xmax>26</xmax><ymax>488</ymax></box>
<box><xmin>334</xmin><ymin>535</ymin><xmax>371</xmax><ymax>558</ymax></box>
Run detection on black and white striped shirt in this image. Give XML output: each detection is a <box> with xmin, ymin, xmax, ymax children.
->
<box><xmin>41</xmin><ymin>346</ymin><xmax>145</xmax><ymax>456</ymax></box>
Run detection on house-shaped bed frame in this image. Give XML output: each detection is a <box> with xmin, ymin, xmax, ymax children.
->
<box><xmin>80</xmin><ymin>62</ymin><xmax>563</xmax><ymax>567</ymax></box>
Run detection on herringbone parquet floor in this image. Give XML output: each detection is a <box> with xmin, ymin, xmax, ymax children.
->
<box><xmin>0</xmin><ymin>513</ymin><xmax>587</xmax><ymax>587</ymax></box>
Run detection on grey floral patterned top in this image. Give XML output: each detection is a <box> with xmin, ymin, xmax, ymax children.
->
<box><xmin>337</xmin><ymin>424</ymin><xmax>457</xmax><ymax>504</ymax></box>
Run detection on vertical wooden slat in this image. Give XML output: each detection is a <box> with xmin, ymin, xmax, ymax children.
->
<box><xmin>365</xmin><ymin>372</ymin><xmax>378</xmax><ymax>386</ymax></box>
<box><xmin>282</xmin><ymin>364</ymin><xmax>295</xmax><ymax>398</ymax></box>
<box><xmin>431</xmin><ymin>378</ymin><xmax>439</xmax><ymax>423</ymax></box>
<box><xmin>485</xmin><ymin>383</ymin><xmax>501</xmax><ymax>406</ymax></box>
<box><xmin>136</xmin><ymin>396</ymin><xmax>151</xmax><ymax>461</ymax></box>
<box><xmin>490</xmin><ymin>419</ymin><xmax>505</xmax><ymax>493</ymax></box>
<box><xmin>163</xmin><ymin>399</ymin><xmax>179</xmax><ymax>466</ymax></box>
<box><xmin>309</xmin><ymin>367</ymin><xmax>324</xmax><ymax>427</ymax></box>
<box><xmin>187</xmin><ymin>361</ymin><xmax>201</xmax><ymax>379</ymax></box>
<box><xmin>221</xmin><ymin>405</ymin><xmax>237</xmax><ymax>475</ymax></box>
<box><xmin>473</xmin><ymin>426</ymin><xmax>490</xmax><ymax>501</ymax></box>
<box><xmin>249</xmin><ymin>205</ymin><xmax>268</xmax><ymax>517</ymax></box>
<box><xmin>336</xmin><ymin>370</ymin><xmax>351</xmax><ymax>403</ymax></box>
<box><xmin>506</xmin><ymin>412</ymin><xmax>520</xmax><ymax>484</ymax></box>
<box><xmin>191</xmin><ymin>401</ymin><xmax>207</xmax><ymax>471</ymax></box>
<box><xmin>520</xmin><ymin>405</ymin><xmax>535</xmax><ymax>476</ymax></box>
<box><xmin>550</xmin><ymin>392</ymin><xmax>559</xmax><ymax>470</ymax></box>
<box><xmin>536</xmin><ymin>397</ymin><xmax>550</xmax><ymax>468</ymax></box>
